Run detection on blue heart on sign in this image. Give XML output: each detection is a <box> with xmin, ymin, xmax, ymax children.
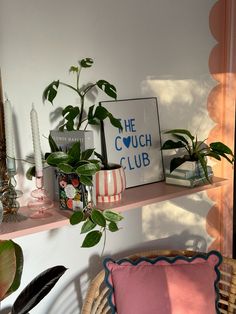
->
<box><xmin>123</xmin><ymin>136</ymin><xmax>131</xmax><ymax>148</ymax></box>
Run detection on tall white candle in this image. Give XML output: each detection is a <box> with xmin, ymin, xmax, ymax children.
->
<box><xmin>30</xmin><ymin>105</ymin><xmax>43</xmax><ymax>177</ymax></box>
<box><xmin>4</xmin><ymin>98</ymin><xmax>16</xmax><ymax>172</ymax></box>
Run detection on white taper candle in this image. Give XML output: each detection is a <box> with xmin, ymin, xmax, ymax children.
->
<box><xmin>4</xmin><ymin>98</ymin><xmax>16</xmax><ymax>172</ymax></box>
<box><xmin>30</xmin><ymin>104</ymin><xmax>43</xmax><ymax>177</ymax></box>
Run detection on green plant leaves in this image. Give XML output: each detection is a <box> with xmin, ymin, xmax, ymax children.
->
<box><xmin>76</xmin><ymin>163</ymin><xmax>100</xmax><ymax>176</ymax></box>
<box><xmin>81</xmin><ymin>219</ymin><xmax>96</xmax><ymax>234</ymax></box>
<box><xmin>48</xmin><ymin>134</ymin><xmax>60</xmax><ymax>152</ymax></box>
<box><xmin>0</xmin><ymin>240</ymin><xmax>23</xmax><ymax>301</ymax></box>
<box><xmin>80</xmin><ymin>58</ymin><xmax>93</xmax><ymax>68</ymax></box>
<box><xmin>57</xmin><ymin>163</ymin><xmax>74</xmax><ymax>173</ymax></box>
<box><xmin>81</xmin><ymin>231</ymin><xmax>102</xmax><ymax>248</ymax></box>
<box><xmin>97</xmin><ymin>80</ymin><xmax>117</xmax><ymax>99</ymax></box>
<box><xmin>26</xmin><ymin>166</ymin><xmax>35</xmax><ymax>180</ymax></box>
<box><xmin>70</xmin><ymin>211</ymin><xmax>84</xmax><ymax>225</ymax></box>
<box><xmin>68</xmin><ymin>141</ymin><xmax>81</xmax><ymax>162</ymax></box>
<box><xmin>61</xmin><ymin>105</ymin><xmax>80</xmax><ymax>131</ymax></box>
<box><xmin>103</xmin><ymin>210</ymin><xmax>123</xmax><ymax>222</ymax></box>
<box><xmin>46</xmin><ymin>151</ymin><xmax>69</xmax><ymax>167</ymax></box>
<box><xmin>69</xmin><ymin>208</ymin><xmax>123</xmax><ymax>248</ymax></box>
<box><xmin>91</xmin><ymin>210</ymin><xmax>106</xmax><ymax>227</ymax></box>
<box><xmin>164</xmin><ymin>129</ymin><xmax>194</xmax><ymax>141</ymax></box>
<box><xmin>79</xmin><ymin>175</ymin><xmax>93</xmax><ymax>186</ymax></box>
<box><xmin>81</xmin><ymin>148</ymin><xmax>94</xmax><ymax>161</ymax></box>
<box><xmin>169</xmin><ymin>157</ymin><xmax>187</xmax><ymax>172</ymax></box>
<box><xmin>210</xmin><ymin>142</ymin><xmax>233</xmax><ymax>155</ymax></box>
<box><xmin>11</xmin><ymin>265</ymin><xmax>67</xmax><ymax>314</ymax></box>
<box><xmin>161</xmin><ymin>140</ymin><xmax>186</xmax><ymax>150</ymax></box>
<box><xmin>43</xmin><ymin>80</ymin><xmax>60</xmax><ymax>104</ymax></box>
<box><xmin>69</xmin><ymin>66</ymin><xmax>79</xmax><ymax>73</ymax></box>
<box><xmin>108</xmin><ymin>222</ymin><xmax>119</xmax><ymax>232</ymax></box>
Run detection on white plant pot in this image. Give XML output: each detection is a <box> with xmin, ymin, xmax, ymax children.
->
<box><xmin>95</xmin><ymin>164</ymin><xmax>126</xmax><ymax>203</ymax></box>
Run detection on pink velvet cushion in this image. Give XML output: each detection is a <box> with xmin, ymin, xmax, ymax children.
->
<box><xmin>104</xmin><ymin>251</ymin><xmax>222</xmax><ymax>314</ymax></box>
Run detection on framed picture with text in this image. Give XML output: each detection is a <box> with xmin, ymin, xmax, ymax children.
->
<box><xmin>100</xmin><ymin>97</ymin><xmax>164</xmax><ymax>188</ymax></box>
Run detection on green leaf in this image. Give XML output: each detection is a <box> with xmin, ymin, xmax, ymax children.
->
<box><xmin>170</xmin><ymin>156</ymin><xmax>187</xmax><ymax>172</ymax></box>
<box><xmin>198</xmin><ymin>154</ymin><xmax>211</xmax><ymax>183</ymax></box>
<box><xmin>62</xmin><ymin>105</ymin><xmax>80</xmax><ymax>120</ymax></box>
<box><xmin>26</xmin><ymin>166</ymin><xmax>35</xmax><ymax>180</ymax></box>
<box><xmin>97</xmin><ymin>80</ymin><xmax>117</xmax><ymax>99</ymax></box>
<box><xmin>108</xmin><ymin>221</ymin><xmax>119</xmax><ymax>232</ymax></box>
<box><xmin>69</xmin><ymin>66</ymin><xmax>79</xmax><ymax>73</ymax></box>
<box><xmin>81</xmin><ymin>231</ymin><xmax>102</xmax><ymax>248</ymax></box>
<box><xmin>48</xmin><ymin>134</ymin><xmax>60</xmax><ymax>152</ymax></box>
<box><xmin>79</xmin><ymin>175</ymin><xmax>93</xmax><ymax>186</ymax></box>
<box><xmin>46</xmin><ymin>152</ymin><xmax>69</xmax><ymax>167</ymax></box>
<box><xmin>79</xmin><ymin>58</ymin><xmax>94</xmax><ymax>68</ymax></box>
<box><xmin>76</xmin><ymin>163</ymin><xmax>100</xmax><ymax>176</ymax></box>
<box><xmin>103</xmin><ymin>210</ymin><xmax>123</xmax><ymax>222</ymax></box>
<box><xmin>108</xmin><ymin>113</ymin><xmax>123</xmax><ymax>130</ymax></box>
<box><xmin>81</xmin><ymin>219</ymin><xmax>96</xmax><ymax>234</ymax></box>
<box><xmin>11</xmin><ymin>265</ymin><xmax>67</xmax><ymax>314</ymax></box>
<box><xmin>0</xmin><ymin>240</ymin><xmax>17</xmax><ymax>301</ymax></box>
<box><xmin>161</xmin><ymin>140</ymin><xmax>186</xmax><ymax>150</ymax></box>
<box><xmin>210</xmin><ymin>142</ymin><xmax>234</xmax><ymax>156</ymax></box>
<box><xmin>171</xmin><ymin>134</ymin><xmax>189</xmax><ymax>145</ymax></box>
<box><xmin>70</xmin><ymin>211</ymin><xmax>84</xmax><ymax>225</ymax></box>
<box><xmin>94</xmin><ymin>105</ymin><xmax>109</xmax><ymax>121</ymax></box>
<box><xmin>81</xmin><ymin>148</ymin><xmax>94</xmax><ymax>161</ymax></box>
<box><xmin>68</xmin><ymin>141</ymin><xmax>81</xmax><ymax>162</ymax></box>
<box><xmin>94</xmin><ymin>151</ymin><xmax>104</xmax><ymax>162</ymax></box>
<box><xmin>206</xmin><ymin>152</ymin><xmax>221</xmax><ymax>160</ymax></box>
<box><xmin>164</xmin><ymin>129</ymin><xmax>195</xmax><ymax>141</ymax></box>
<box><xmin>57</xmin><ymin>163</ymin><xmax>74</xmax><ymax>173</ymax></box>
<box><xmin>91</xmin><ymin>210</ymin><xmax>106</xmax><ymax>227</ymax></box>
<box><xmin>43</xmin><ymin>80</ymin><xmax>60</xmax><ymax>104</ymax></box>
<box><xmin>6</xmin><ymin>242</ymin><xmax>24</xmax><ymax>298</ymax></box>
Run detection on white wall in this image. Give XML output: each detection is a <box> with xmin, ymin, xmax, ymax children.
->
<box><xmin>0</xmin><ymin>0</ymin><xmax>217</xmax><ymax>313</ymax></box>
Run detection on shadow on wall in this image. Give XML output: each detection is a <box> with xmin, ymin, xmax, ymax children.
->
<box><xmin>141</xmin><ymin>75</ymin><xmax>216</xmax><ymax>139</ymax></box>
<box><xmin>45</xmin><ymin>232</ymin><xmax>206</xmax><ymax>314</ymax></box>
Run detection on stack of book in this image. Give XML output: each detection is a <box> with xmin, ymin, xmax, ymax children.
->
<box><xmin>165</xmin><ymin>161</ymin><xmax>213</xmax><ymax>187</ymax></box>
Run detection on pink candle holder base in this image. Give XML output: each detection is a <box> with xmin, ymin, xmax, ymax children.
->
<box><xmin>28</xmin><ymin>177</ymin><xmax>54</xmax><ymax>219</ymax></box>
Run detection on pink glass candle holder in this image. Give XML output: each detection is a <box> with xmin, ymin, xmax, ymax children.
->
<box><xmin>28</xmin><ymin>176</ymin><xmax>53</xmax><ymax>219</ymax></box>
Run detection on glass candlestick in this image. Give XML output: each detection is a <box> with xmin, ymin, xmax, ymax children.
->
<box><xmin>2</xmin><ymin>169</ymin><xmax>26</xmax><ymax>222</ymax></box>
<box><xmin>28</xmin><ymin>176</ymin><xmax>53</xmax><ymax>219</ymax></box>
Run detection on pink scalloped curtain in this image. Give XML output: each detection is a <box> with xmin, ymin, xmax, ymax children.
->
<box><xmin>207</xmin><ymin>0</ymin><xmax>236</xmax><ymax>256</ymax></box>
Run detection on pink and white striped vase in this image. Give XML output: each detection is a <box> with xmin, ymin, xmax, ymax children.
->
<box><xmin>95</xmin><ymin>164</ymin><xmax>126</xmax><ymax>203</ymax></box>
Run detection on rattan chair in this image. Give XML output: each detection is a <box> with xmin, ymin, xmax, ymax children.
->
<box><xmin>81</xmin><ymin>249</ymin><xmax>236</xmax><ymax>314</ymax></box>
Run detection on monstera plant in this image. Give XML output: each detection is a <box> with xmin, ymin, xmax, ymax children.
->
<box><xmin>161</xmin><ymin>128</ymin><xmax>234</xmax><ymax>182</ymax></box>
<box><xmin>43</xmin><ymin>57</ymin><xmax>122</xmax><ymax>131</ymax></box>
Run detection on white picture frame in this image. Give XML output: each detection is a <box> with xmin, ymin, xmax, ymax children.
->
<box><xmin>100</xmin><ymin>97</ymin><xmax>164</xmax><ymax>188</ymax></box>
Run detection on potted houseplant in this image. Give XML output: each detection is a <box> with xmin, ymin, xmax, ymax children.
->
<box><xmin>46</xmin><ymin>137</ymin><xmax>124</xmax><ymax>248</ymax></box>
<box><xmin>161</xmin><ymin>128</ymin><xmax>234</xmax><ymax>184</ymax></box>
<box><xmin>94</xmin><ymin>118</ymin><xmax>126</xmax><ymax>203</ymax></box>
<box><xmin>0</xmin><ymin>240</ymin><xmax>66</xmax><ymax>314</ymax></box>
<box><xmin>43</xmin><ymin>57</ymin><xmax>122</xmax><ymax>151</ymax></box>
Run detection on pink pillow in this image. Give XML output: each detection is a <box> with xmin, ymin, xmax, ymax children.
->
<box><xmin>103</xmin><ymin>251</ymin><xmax>222</xmax><ymax>314</ymax></box>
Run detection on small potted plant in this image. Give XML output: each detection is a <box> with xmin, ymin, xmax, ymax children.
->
<box><xmin>46</xmin><ymin>137</ymin><xmax>124</xmax><ymax>248</ymax></box>
<box><xmin>161</xmin><ymin>128</ymin><xmax>234</xmax><ymax>184</ymax></box>
<box><xmin>43</xmin><ymin>57</ymin><xmax>122</xmax><ymax>151</ymax></box>
<box><xmin>94</xmin><ymin>118</ymin><xmax>126</xmax><ymax>203</ymax></box>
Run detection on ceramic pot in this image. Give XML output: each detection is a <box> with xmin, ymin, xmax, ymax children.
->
<box><xmin>95</xmin><ymin>164</ymin><xmax>126</xmax><ymax>203</ymax></box>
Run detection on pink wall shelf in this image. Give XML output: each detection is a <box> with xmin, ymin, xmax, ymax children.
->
<box><xmin>0</xmin><ymin>177</ymin><xmax>228</xmax><ymax>240</ymax></box>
